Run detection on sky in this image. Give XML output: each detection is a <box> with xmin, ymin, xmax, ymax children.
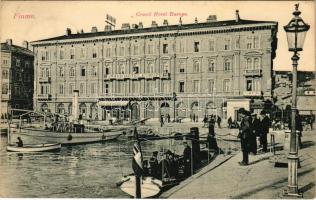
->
<box><xmin>1</xmin><ymin>1</ymin><xmax>315</xmax><ymax>71</ymax></box>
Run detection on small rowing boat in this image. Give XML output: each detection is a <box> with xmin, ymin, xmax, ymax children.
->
<box><xmin>6</xmin><ymin>143</ymin><xmax>61</xmax><ymax>152</ymax></box>
<box><xmin>118</xmin><ymin>175</ymin><xmax>162</xmax><ymax>198</ymax></box>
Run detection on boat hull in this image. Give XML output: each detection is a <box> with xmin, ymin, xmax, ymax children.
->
<box><xmin>119</xmin><ymin>176</ymin><xmax>162</xmax><ymax>198</ymax></box>
<box><xmin>6</xmin><ymin>143</ymin><xmax>61</xmax><ymax>152</ymax></box>
<box><xmin>9</xmin><ymin>127</ymin><xmax>123</xmax><ymax>145</ymax></box>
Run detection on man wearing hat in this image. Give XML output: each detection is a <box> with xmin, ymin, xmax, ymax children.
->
<box><xmin>149</xmin><ymin>151</ymin><xmax>159</xmax><ymax>178</ymax></box>
<box><xmin>183</xmin><ymin>142</ymin><xmax>192</xmax><ymax>177</ymax></box>
<box><xmin>238</xmin><ymin>109</ymin><xmax>251</xmax><ymax>165</ymax></box>
<box><xmin>250</xmin><ymin>113</ymin><xmax>260</xmax><ymax>154</ymax></box>
<box><xmin>260</xmin><ymin>110</ymin><xmax>270</xmax><ymax>152</ymax></box>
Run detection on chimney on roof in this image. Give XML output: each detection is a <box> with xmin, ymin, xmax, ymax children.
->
<box><xmin>163</xmin><ymin>19</ymin><xmax>168</xmax><ymax>26</ymax></box>
<box><xmin>66</xmin><ymin>28</ymin><xmax>72</xmax><ymax>36</ymax></box>
<box><xmin>104</xmin><ymin>25</ymin><xmax>112</xmax><ymax>31</ymax></box>
<box><xmin>132</xmin><ymin>24</ymin><xmax>139</xmax><ymax>29</ymax></box>
<box><xmin>91</xmin><ymin>26</ymin><xmax>98</xmax><ymax>33</ymax></box>
<box><xmin>179</xmin><ymin>17</ymin><xmax>182</xmax><ymax>26</ymax></box>
<box><xmin>195</xmin><ymin>17</ymin><xmax>198</xmax><ymax>24</ymax></box>
<box><xmin>151</xmin><ymin>21</ymin><xmax>158</xmax><ymax>28</ymax></box>
<box><xmin>80</xmin><ymin>29</ymin><xmax>84</xmax><ymax>34</ymax></box>
<box><xmin>23</xmin><ymin>41</ymin><xmax>29</xmax><ymax>49</ymax></box>
<box><xmin>6</xmin><ymin>39</ymin><xmax>12</xmax><ymax>46</ymax></box>
<box><xmin>138</xmin><ymin>22</ymin><xmax>143</xmax><ymax>29</ymax></box>
<box><xmin>121</xmin><ymin>23</ymin><xmax>130</xmax><ymax>30</ymax></box>
<box><xmin>235</xmin><ymin>10</ymin><xmax>240</xmax><ymax>22</ymax></box>
<box><xmin>206</xmin><ymin>15</ymin><xmax>217</xmax><ymax>23</ymax></box>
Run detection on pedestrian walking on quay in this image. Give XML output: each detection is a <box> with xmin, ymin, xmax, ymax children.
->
<box><xmin>228</xmin><ymin>116</ymin><xmax>232</xmax><ymax>128</ymax></box>
<box><xmin>160</xmin><ymin>115</ymin><xmax>164</xmax><ymax>127</ymax></box>
<box><xmin>217</xmin><ymin>116</ymin><xmax>222</xmax><ymax>128</ymax></box>
<box><xmin>259</xmin><ymin>110</ymin><xmax>270</xmax><ymax>152</ymax></box>
<box><xmin>192</xmin><ymin>114</ymin><xmax>196</xmax><ymax>123</ymax></box>
<box><xmin>203</xmin><ymin>115</ymin><xmax>208</xmax><ymax>127</ymax></box>
<box><xmin>250</xmin><ymin>113</ymin><xmax>260</xmax><ymax>155</ymax></box>
<box><xmin>238</xmin><ymin>109</ymin><xmax>251</xmax><ymax>166</ymax></box>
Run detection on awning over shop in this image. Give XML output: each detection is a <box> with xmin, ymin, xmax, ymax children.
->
<box><xmin>97</xmin><ymin>101</ymin><xmax>129</xmax><ymax>107</ymax></box>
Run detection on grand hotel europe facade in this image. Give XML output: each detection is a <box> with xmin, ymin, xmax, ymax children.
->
<box><xmin>30</xmin><ymin>11</ymin><xmax>278</xmax><ymax>122</ymax></box>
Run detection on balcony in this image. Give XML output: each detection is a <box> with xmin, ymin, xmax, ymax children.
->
<box><xmin>244</xmin><ymin>69</ymin><xmax>262</xmax><ymax>76</ymax></box>
<box><xmin>37</xmin><ymin>94</ymin><xmax>52</xmax><ymax>100</ymax></box>
<box><xmin>99</xmin><ymin>92</ymin><xmax>173</xmax><ymax>100</ymax></box>
<box><xmin>39</xmin><ymin>77</ymin><xmax>51</xmax><ymax>83</ymax></box>
<box><xmin>243</xmin><ymin>91</ymin><xmax>261</xmax><ymax>96</ymax></box>
<box><xmin>162</xmin><ymin>72</ymin><xmax>171</xmax><ymax>79</ymax></box>
<box><xmin>104</xmin><ymin>73</ymin><xmax>162</xmax><ymax>80</ymax></box>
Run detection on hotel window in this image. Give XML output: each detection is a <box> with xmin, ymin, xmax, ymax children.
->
<box><xmin>147</xmin><ymin>62</ymin><xmax>154</xmax><ymax>73</ymax></box>
<box><xmin>254</xmin><ymin>58</ymin><xmax>260</xmax><ymax>69</ymax></box>
<box><xmin>163</xmin><ymin>63</ymin><xmax>169</xmax><ymax>74</ymax></box>
<box><xmin>69</xmin><ymin>67</ymin><xmax>75</xmax><ymax>77</ymax></box>
<box><xmin>53</xmin><ymin>50</ymin><xmax>57</xmax><ymax>60</ymax></box>
<box><xmin>246</xmin><ymin>58</ymin><xmax>252</xmax><ymax>69</ymax></box>
<box><xmin>70</xmin><ymin>49</ymin><xmax>75</xmax><ymax>59</ymax></box>
<box><xmin>40</xmin><ymin>68</ymin><xmax>45</xmax><ymax>78</ymax></box>
<box><xmin>42</xmin><ymin>50</ymin><xmax>49</xmax><ymax>61</ymax></box>
<box><xmin>133</xmin><ymin>65</ymin><xmax>139</xmax><ymax>74</ymax></box>
<box><xmin>91</xmin><ymin>66</ymin><xmax>97</xmax><ymax>76</ymax></box>
<box><xmin>119</xmin><ymin>64</ymin><xmax>125</xmax><ymax>74</ymax></box>
<box><xmin>2</xmin><ymin>59</ymin><xmax>8</xmax><ymax>65</ymax></box>
<box><xmin>105</xmin><ymin>83</ymin><xmax>109</xmax><ymax>94</ymax></box>
<box><xmin>179</xmin><ymin>62</ymin><xmax>185</xmax><ymax>73</ymax></box>
<box><xmin>105</xmin><ymin>66</ymin><xmax>109</xmax><ymax>75</ymax></box>
<box><xmin>163</xmin><ymin>44</ymin><xmax>168</xmax><ymax>54</ymax></box>
<box><xmin>208</xmin><ymin>59</ymin><xmax>216</xmax><ymax>72</ymax></box>
<box><xmin>193</xmin><ymin>80</ymin><xmax>200</xmax><ymax>93</ymax></box>
<box><xmin>246</xmin><ymin>80</ymin><xmax>253</xmax><ymax>91</ymax></box>
<box><xmin>179</xmin><ymin>81</ymin><xmax>185</xmax><ymax>93</ymax></box>
<box><xmin>59</xmin><ymin>84</ymin><xmax>64</xmax><ymax>95</ymax></box>
<box><xmin>208</xmin><ymin>79</ymin><xmax>215</xmax><ymax>93</ymax></box>
<box><xmin>1</xmin><ymin>83</ymin><xmax>8</xmax><ymax>94</ymax></box>
<box><xmin>16</xmin><ymin>59</ymin><xmax>20</xmax><ymax>67</ymax></box>
<box><xmin>91</xmin><ymin>83</ymin><xmax>96</xmax><ymax>95</ymax></box>
<box><xmin>146</xmin><ymin>81</ymin><xmax>154</xmax><ymax>94</ymax></box>
<box><xmin>247</xmin><ymin>36</ymin><xmax>260</xmax><ymax>49</ymax></box>
<box><xmin>147</xmin><ymin>43</ymin><xmax>153</xmax><ymax>54</ymax></box>
<box><xmin>81</xmin><ymin>67</ymin><xmax>86</xmax><ymax>76</ymax></box>
<box><xmin>46</xmin><ymin>68</ymin><xmax>50</xmax><ymax>77</ymax></box>
<box><xmin>69</xmin><ymin>83</ymin><xmax>74</xmax><ymax>94</ymax></box>
<box><xmin>254</xmin><ymin>36</ymin><xmax>260</xmax><ymax>48</ymax></box>
<box><xmin>194</xmin><ymin>42</ymin><xmax>200</xmax><ymax>52</ymax></box>
<box><xmin>235</xmin><ymin>37</ymin><xmax>240</xmax><ymax>49</ymax></box>
<box><xmin>92</xmin><ymin>47</ymin><xmax>97</xmax><ymax>58</ymax></box>
<box><xmin>58</xmin><ymin>67</ymin><xmax>64</xmax><ymax>77</ymax></box>
<box><xmin>247</xmin><ymin>36</ymin><xmax>252</xmax><ymax>49</ymax></box>
<box><xmin>161</xmin><ymin>81</ymin><xmax>169</xmax><ymax>93</ymax></box>
<box><xmin>224</xmin><ymin>38</ymin><xmax>231</xmax><ymax>50</ymax></box>
<box><xmin>132</xmin><ymin>81</ymin><xmax>140</xmax><ymax>94</ymax></box>
<box><xmin>209</xmin><ymin>40</ymin><xmax>215</xmax><ymax>51</ymax></box>
<box><xmin>179</xmin><ymin>41</ymin><xmax>185</xmax><ymax>53</ymax></box>
<box><xmin>106</xmin><ymin>47</ymin><xmax>111</xmax><ymax>57</ymax></box>
<box><xmin>223</xmin><ymin>79</ymin><xmax>231</xmax><ymax>92</ymax></box>
<box><xmin>59</xmin><ymin>49</ymin><xmax>64</xmax><ymax>60</ymax></box>
<box><xmin>224</xmin><ymin>59</ymin><xmax>232</xmax><ymax>71</ymax></box>
<box><xmin>80</xmin><ymin>83</ymin><xmax>85</xmax><ymax>95</ymax></box>
<box><xmin>133</xmin><ymin>44</ymin><xmax>139</xmax><ymax>55</ymax></box>
<box><xmin>193</xmin><ymin>61</ymin><xmax>200</xmax><ymax>73</ymax></box>
<box><xmin>2</xmin><ymin>69</ymin><xmax>9</xmax><ymax>79</ymax></box>
<box><xmin>119</xmin><ymin>46</ymin><xmax>124</xmax><ymax>56</ymax></box>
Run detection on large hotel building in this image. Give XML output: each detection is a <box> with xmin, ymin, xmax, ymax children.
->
<box><xmin>31</xmin><ymin>11</ymin><xmax>278</xmax><ymax>122</ymax></box>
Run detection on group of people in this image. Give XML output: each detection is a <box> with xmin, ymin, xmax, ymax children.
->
<box><xmin>189</xmin><ymin>113</ymin><xmax>199</xmax><ymax>123</ymax></box>
<box><xmin>160</xmin><ymin>114</ymin><xmax>171</xmax><ymax>127</ymax></box>
<box><xmin>144</xmin><ymin>141</ymin><xmax>192</xmax><ymax>180</ymax></box>
<box><xmin>238</xmin><ymin>109</ymin><xmax>270</xmax><ymax>166</ymax></box>
<box><xmin>203</xmin><ymin>115</ymin><xmax>221</xmax><ymax>128</ymax></box>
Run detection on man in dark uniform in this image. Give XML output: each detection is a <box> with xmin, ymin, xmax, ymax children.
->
<box><xmin>250</xmin><ymin>113</ymin><xmax>260</xmax><ymax>154</ymax></box>
<box><xmin>238</xmin><ymin>109</ymin><xmax>251</xmax><ymax>166</ymax></box>
<box><xmin>260</xmin><ymin>110</ymin><xmax>270</xmax><ymax>152</ymax></box>
<box><xmin>149</xmin><ymin>151</ymin><xmax>159</xmax><ymax>179</ymax></box>
<box><xmin>183</xmin><ymin>142</ymin><xmax>192</xmax><ymax>178</ymax></box>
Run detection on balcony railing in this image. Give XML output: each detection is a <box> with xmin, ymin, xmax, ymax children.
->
<box><xmin>39</xmin><ymin>77</ymin><xmax>51</xmax><ymax>83</ymax></box>
<box><xmin>244</xmin><ymin>69</ymin><xmax>262</xmax><ymax>76</ymax></box>
<box><xmin>100</xmin><ymin>92</ymin><xmax>173</xmax><ymax>99</ymax></box>
<box><xmin>103</xmin><ymin>73</ymin><xmax>168</xmax><ymax>80</ymax></box>
<box><xmin>37</xmin><ymin>94</ymin><xmax>52</xmax><ymax>100</ymax></box>
<box><xmin>243</xmin><ymin>91</ymin><xmax>261</xmax><ymax>96</ymax></box>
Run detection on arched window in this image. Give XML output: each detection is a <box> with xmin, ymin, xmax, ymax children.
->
<box><xmin>69</xmin><ymin>67</ymin><xmax>75</xmax><ymax>77</ymax></box>
<box><xmin>193</xmin><ymin>61</ymin><xmax>200</xmax><ymax>72</ymax></box>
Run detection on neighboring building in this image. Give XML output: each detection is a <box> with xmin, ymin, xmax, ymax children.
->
<box><xmin>0</xmin><ymin>39</ymin><xmax>34</xmax><ymax>117</ymax></box>
<box><xmin>30</xmin><ymin>11</ymin><xmax>278</xmax><ymax>121</ymax></box>
<box><xmin>273</xmin><ymin>70</ymin><xmax>315</xmax><ymax>123</ymax></box>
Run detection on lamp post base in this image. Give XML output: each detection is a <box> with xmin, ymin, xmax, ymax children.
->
<box><xmin>283</xmin><ymin>188</ymin><xmax>303</xmax><ymax>198</ymax></box>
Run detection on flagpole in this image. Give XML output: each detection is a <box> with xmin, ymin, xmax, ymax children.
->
<box><xmin>134</xmin><ymin>127</ymin><xmax>142</xmax><ymax>198</ymax></box>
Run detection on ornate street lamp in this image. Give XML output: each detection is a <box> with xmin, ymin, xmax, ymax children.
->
<box><xmin>283</xmin><ymin>3</ymin><xmax>309</xmax><ymax>197</ymax></box>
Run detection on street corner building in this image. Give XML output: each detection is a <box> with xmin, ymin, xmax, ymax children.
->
<box><xmin>1</xmin><ymin>39</ymin><xmax>34</xmax><ymax>117</ymax></box>
<box><xmin>30</xmin><ymin>10</ymin><xmax>278</xmax><ymax>122</ymax></box>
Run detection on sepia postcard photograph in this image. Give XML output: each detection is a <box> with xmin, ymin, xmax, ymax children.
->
<box><xmin>0</xmin><ymin>0</ymin><xmax>315</xmax><ymax>198</ymax></box>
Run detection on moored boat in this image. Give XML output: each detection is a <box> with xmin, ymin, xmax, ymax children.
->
<box><xmin>6</xmin><ymin>143</ymin><xmax>61</xmax><ymax>152</ymax></box>
<box><xmin>119</xmin><ymin>175</ymin><xmax>162</xmax><ymax>198</ymax></box>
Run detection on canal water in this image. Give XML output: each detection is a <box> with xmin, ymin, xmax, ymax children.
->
<box><xmin>0</xmin><ymin>133</ymin><xmax>240</xmax><ymax>198</ymax></box>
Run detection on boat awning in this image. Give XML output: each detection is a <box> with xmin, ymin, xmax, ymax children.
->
<box><xmin>97</xmin><ymin>101</ymin><xmax>129</xmax><ymax>107</ymax></box>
